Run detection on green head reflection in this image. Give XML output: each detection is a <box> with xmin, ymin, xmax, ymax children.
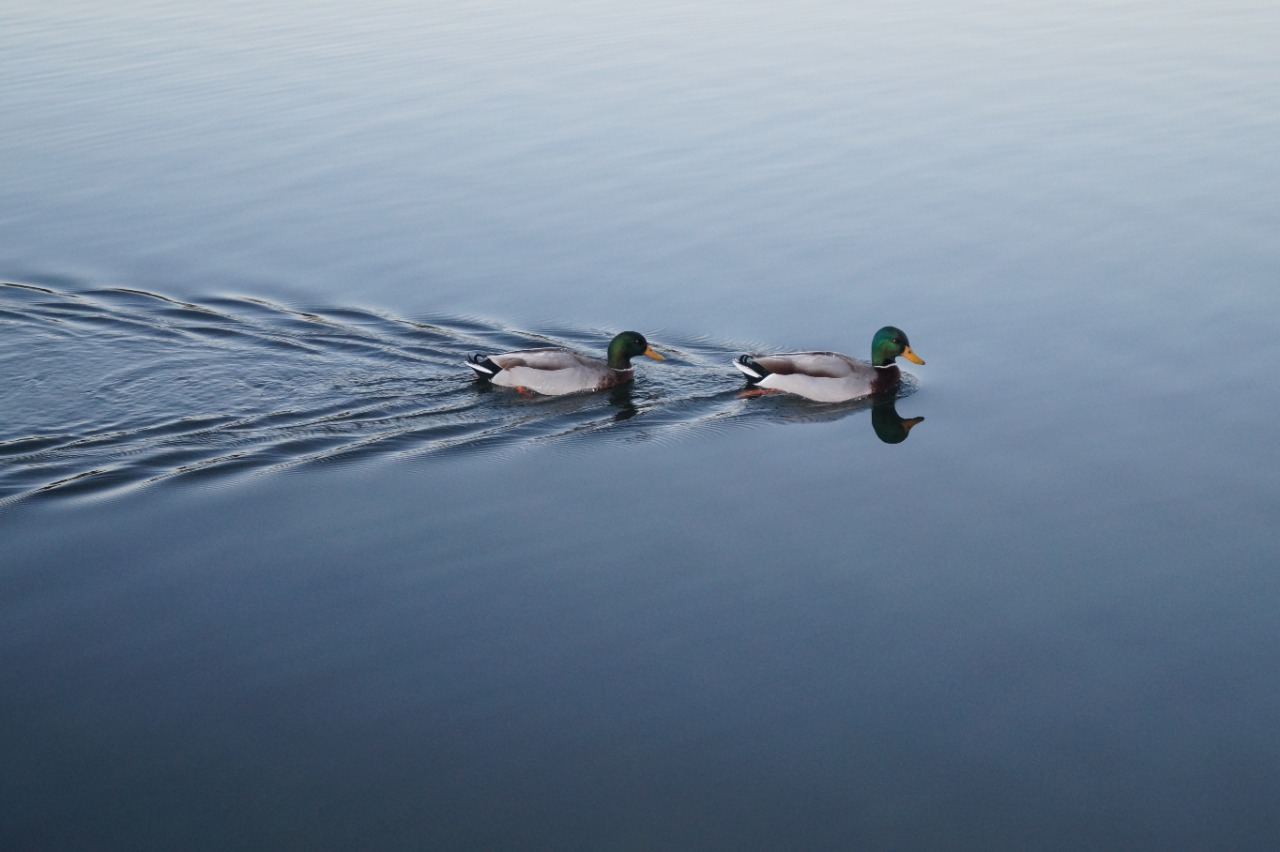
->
<box><xmin>870</xmin><ymin>393</ymin><xmax>924</xmax><ymax>444</ymax></box>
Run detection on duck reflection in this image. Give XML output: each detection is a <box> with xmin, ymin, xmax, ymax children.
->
<box><xmin>737</xmin><ymin>389</ymin><xmax>925</xmax><ymax>444</ymax></box>
<box><xmin>870</xmin><ymin>394</ymin><xmax>924</xmax><ymax>444</ymax></box>
<box><xmin>606</xmin><ymin>384</ymin><xmax>641</xmax><ymax>422</ymax></box>
<box><xmin>468</xmin><ymin>371</ymin><xmax>643</xmax><ymax>431</ymax></box>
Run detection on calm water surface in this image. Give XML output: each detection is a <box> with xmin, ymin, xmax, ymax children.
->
<box><xmin>3</xmin><ymin>1</ymin><xmax>1279</xmax><ymax>849</ymax></box>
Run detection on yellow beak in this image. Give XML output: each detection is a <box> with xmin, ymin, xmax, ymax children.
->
<box><xmin>644</xmin><ymin>346</ymin><xmax>665</xmax><ymax>361</ymax></box>
<box><xmin>902</xmin><ymin>345</ymin><xmax>925</xmax><ymax>365</ymax></box>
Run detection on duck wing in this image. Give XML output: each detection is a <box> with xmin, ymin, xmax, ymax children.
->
<box><xmin>749</xmin><ymin>351</ymin><xmax>869</xmax><ymax>379</ymax></box>
<box><xmin>490</xmin><ymin>347</ymin><xmax>603</xmax><ymax>372</ymax></box>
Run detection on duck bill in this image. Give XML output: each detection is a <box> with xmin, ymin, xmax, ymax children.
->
<box><xmin>902</xmin><ymin>346</ymin><xmax>925</xmax><ymax>365</ymax></box>
<box><xmin>644</xmin><ymin>346</ymin><xmax>665</xmax><ymax>361</ymax></box>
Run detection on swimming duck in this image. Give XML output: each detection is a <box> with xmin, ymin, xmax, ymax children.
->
<box><xmin>466</xmin><ymin>330</ymin><xmax>664</xmax><ymax>395</ymax></box>
<box><xmin>733</xmin><ymin>326</ymin><xmax>924</xmax><ymax>402</ymax></box>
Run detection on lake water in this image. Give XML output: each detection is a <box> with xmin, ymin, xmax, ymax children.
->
<box><xmin>3</xmin><ymin>1</ymin><xmax>1279</xmax><ymax>849</ymax></box>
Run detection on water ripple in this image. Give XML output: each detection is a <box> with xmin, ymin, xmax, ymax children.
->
<box><xmin>1</xmin><ymin>280</ymin><xmax>922</xmax><ymax>505</ymax></box>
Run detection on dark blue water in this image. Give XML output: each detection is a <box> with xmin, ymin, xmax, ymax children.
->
<box><xmin>3</xmin><ymin>1</ymin><xmax>1279</xmax><ymax>849</ymax></box>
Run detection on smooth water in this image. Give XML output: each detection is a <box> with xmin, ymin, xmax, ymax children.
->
<box><xmin>3</xmin><ymin>1</ymin><xmax>1279</xmax><ymax>849</ymax></box>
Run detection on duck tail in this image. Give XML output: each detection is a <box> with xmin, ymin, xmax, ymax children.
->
<box><xmin>466</xmin><ymin>354</ymin><xmax>502</xmax><ymax>378</ymax></box>
<box><xmin>733</xmin><ymin>354</ymin><xmax>769</xmax><ymax>384</ymax></box>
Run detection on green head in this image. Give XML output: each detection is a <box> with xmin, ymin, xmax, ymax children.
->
<box><xmin>607</xmin><ymin>331</ymin><xmax>665</xmax><ymax>369</ymax></box>
<box><xmin>871</xmin><ymin>326</ymin><xmax>925</xmax><ymax>368</ymax></box>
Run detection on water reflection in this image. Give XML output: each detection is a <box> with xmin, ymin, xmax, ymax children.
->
<box><xmin>872</xmin><ymin>395</ymin><xmax>925</xmax><ymax>444</ymax></box>
<box><xmin>735</xmin><ymin>387</ymin><xmax>925</xmax><ymax>444</ymax></box>
<box><xmin>607</xmin><ymin>385</ymin><xmax>642</xmax><ymax>422</ymax></box>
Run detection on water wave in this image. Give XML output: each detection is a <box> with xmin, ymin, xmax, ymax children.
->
<box><xmin>1</xmin><ymin>280</ymin><xmax>921</xmax><ymax>505</ymax></box>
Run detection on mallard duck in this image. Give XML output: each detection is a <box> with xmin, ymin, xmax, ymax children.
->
<box><xmin>466</xmin><ymin>330</ymin><xmax>664</xmax><ymax>395</ymax></box>
<box><xmin>733</xmin><ymin>326</ymin><xmax>924</xmax><ymax>402</ymax></box>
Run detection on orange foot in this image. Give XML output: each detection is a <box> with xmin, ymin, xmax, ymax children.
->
<box><xmin>516</xmin><ymin>386</ymin><xmax>534</xmax><ymax>395</ymax></box>
<box><xmin>736</xmin><ymin>387</ymin><xmax>776</xmax><ymax>398</ymax></box>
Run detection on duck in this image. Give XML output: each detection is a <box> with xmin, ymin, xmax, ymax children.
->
<box><xmin>466</xmin><ymin>330</ymin><xmax>664</xmax><ymax>395</ymax></box>
<box><xmin>733</xmin><ymin>326</ymin><xmax>924</xmax><ymax>402</ymax></box>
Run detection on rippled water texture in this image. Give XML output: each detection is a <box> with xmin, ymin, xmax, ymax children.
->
<box><xmin>0</xmin><ymin>280</ymin><xmax>921</xmax><ymax>504</ymax></box>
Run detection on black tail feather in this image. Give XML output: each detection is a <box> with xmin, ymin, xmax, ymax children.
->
<box><xmin>466</xmin><ymin>354</ymin><xmax>503</xmax><ymax>378</ymax></box>
<box><xmin>735</xmin><ymin>354</ymin><xmax>769</xmax><ymax>384</ymax></box>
